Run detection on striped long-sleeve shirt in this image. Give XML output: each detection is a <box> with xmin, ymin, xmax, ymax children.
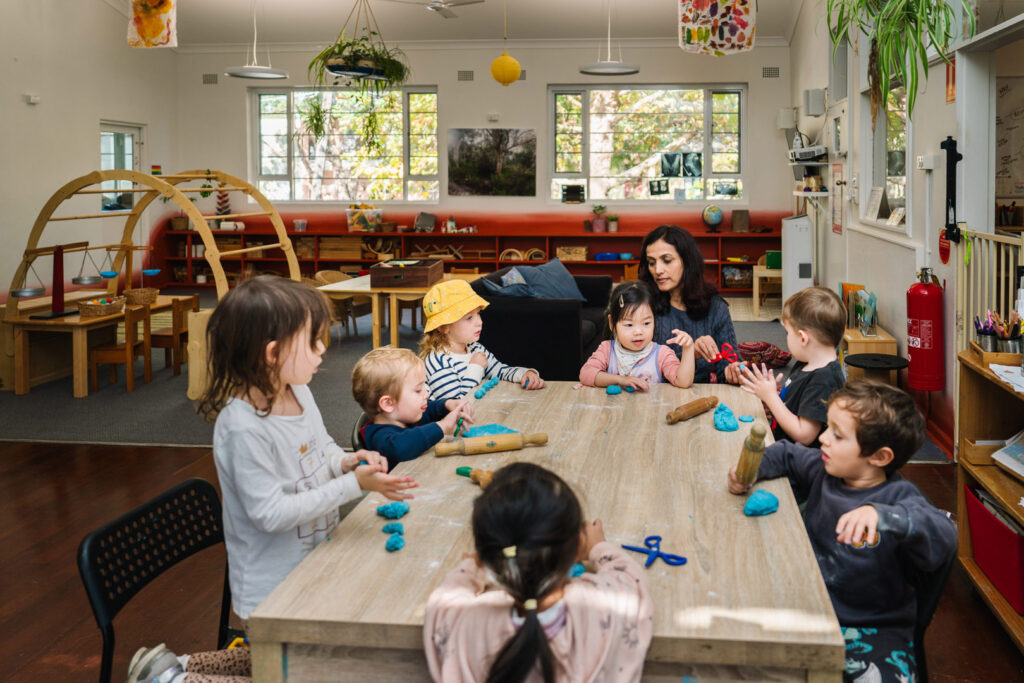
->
<box><xmin>424</xmin><ymin>342</ymin><xmax>529</xmax><ymax>402</ymax></box>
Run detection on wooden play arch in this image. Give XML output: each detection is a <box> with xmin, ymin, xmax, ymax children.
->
<box><xmin>3</xmin><ymin>169</ymin><xmax>299</xmax><ymax>398</ymax></box>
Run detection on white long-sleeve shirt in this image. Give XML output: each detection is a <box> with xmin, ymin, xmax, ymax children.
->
<box><xmin>213</xmin><ymin>384</ymin><xmax>361</xmax><ymax>619</ymax></box>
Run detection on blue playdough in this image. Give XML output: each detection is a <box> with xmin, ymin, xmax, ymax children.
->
<box><xmin>377</xmin><ymin>501</ymin><xmax>410</xmax><ymax>519</ymax></box>
<box><xmin>744</xmin><ymin>490</ymin><xmax>779</xmax><ymax>516</ymax></box>
<box><xmin>568</xmin><ymin>562</ymin><xmax>586</xmax><ymax>578</ymax></box>
<box><xmin>606</xmin><ymin>385</ymin><xmax>623</xmax><ymax>395</ymax></box>
<box><xmin>624</xmin><ymin>386</ymin><xmax>635</xmax><ymax>393</ymax></box>
<box><xmin>738</xmin><ymin>415</ymin><xmax>755</xmax><ymax>422</ymax></box>
<box><xmin>464</xmin><ymin>423</ymin><xmax>518</xmax><ymax>437</ymax></box>
<box><xmin>382</xmin><ymin>522</ymin><xmax>404</xmax><ymax>535</ymax></box>
<box><xmin>385</xmin><ymin>533</ymin><xmax>405</xmax><ymax>552</ymax></box>
<box><xmin>713</xmin><ymin>403</ymin><xmax>739</xmax><ymax>431</ymax></box>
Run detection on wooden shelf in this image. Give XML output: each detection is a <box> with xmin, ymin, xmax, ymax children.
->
<box><xmin>958</xmin><ymin>556</ymin><xmax>1024</xmax><ymax>653</ymax></box>
<box><xmin>963</xmin><ymin>460</ymin><xmax>1024</xmax><ymax>527</ymax></box>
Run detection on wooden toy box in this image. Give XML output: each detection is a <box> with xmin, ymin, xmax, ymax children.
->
<box><xmin>369</xmin><ymin>258</ymin><xmax>443</xmax><ymax>288</ymax></box>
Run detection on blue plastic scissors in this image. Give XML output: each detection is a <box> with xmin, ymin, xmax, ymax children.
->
<box><xmin>621</xmin><ymin>535</ymin><xmax>687</xmax><ymax>568</ymax></box>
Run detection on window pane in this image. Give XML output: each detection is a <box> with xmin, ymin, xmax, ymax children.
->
<box><xmin>885</xmin><ymin>86</ymin><xmax>907</xmax><ymax>206</ymax></box>
<box><xmin>259</xmin><ymin>180</ymin><xmax>290</xmax><ymax>201</ymax></box>
<box><xmin>260</xmin><ymin>94</ymin><xmax>287</xmax><ymax>114</ymax></box>
<box><xmin>407</xmin><ymin>180</ymin><xmax>439</xmax><ymax>201</ymax></box>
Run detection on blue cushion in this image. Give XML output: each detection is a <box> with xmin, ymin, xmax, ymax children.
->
<box><xmin>481</xmin><ymin>277</ymin><xmax>534</xmax><ymax>297</ymax></box>
<box><xmin>517</xmin><ymin>259</ymin><xmax>585</xmax><ymax>301</ymax></box>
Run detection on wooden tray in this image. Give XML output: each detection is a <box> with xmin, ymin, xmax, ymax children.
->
<box><xmin>369</xmin><ymin>258</ymin><xmax>443</xmax><ymax>288</ymax></box>
<box><xmin>970</xmin><ymin>340</ymin><xmax>1022</xmax><ymax>367</ymax></box>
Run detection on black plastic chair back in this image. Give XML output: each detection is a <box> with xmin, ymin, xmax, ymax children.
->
<box><xmin>352</xmin><ymin>411</ymin><xmax>371</xmax><ymax>450</ymax></box>
<box><xmin>905</xmin><ymin>548</ymin><xmax>956</xmax><ymax>682</ymax></box>
<box><xmin>77</xmin><ymin>478</ymin><xmax>232</xmax><ymax>683</ymax></box>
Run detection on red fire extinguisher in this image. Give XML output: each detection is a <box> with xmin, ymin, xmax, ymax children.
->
<box><xmin>907</xmin><ymin>267</ymin><xmax>944</xmax><ymax>391</ymax></box>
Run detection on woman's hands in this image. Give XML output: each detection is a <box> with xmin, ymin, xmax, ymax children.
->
<box><xmin>521</xmin><ymin>370</ymin><xmax>545</xmax><ymax>390</ymax></box>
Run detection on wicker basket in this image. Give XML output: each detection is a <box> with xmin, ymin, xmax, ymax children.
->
<box><xmin>124</xmin><ymin>287</ymin><xmax>159</xmax><ymax>305</ymax></box>
<box><xmin>78</xmin><ymin>297</ymin><xmax>125</xmax><ymax>317</ymax></box>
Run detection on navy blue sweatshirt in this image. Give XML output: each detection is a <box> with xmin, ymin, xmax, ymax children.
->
<box><xmin>758</xmin><ymin>440</ymin><xmax>956</xmax><ymax>627</ymax></box>
<box><xmin>361</xmin><ymin>400</ymin><xmax>449</xmax><ymax>472</ymax></box>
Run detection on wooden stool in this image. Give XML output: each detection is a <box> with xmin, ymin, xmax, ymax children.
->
<box><xmin>844</xmin><ymin>353</ymin><xmax>908</xmax><ymax>387</ymax></box>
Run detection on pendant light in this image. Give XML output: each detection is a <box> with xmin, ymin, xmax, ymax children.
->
<box><xmin>490</xmin><ymin>0</ymin><xmax>521</xmax><ymax>86</ymax></box>
<box><xmin>226</xmin><ymin>0</ymin><xmax>289</xmax><ymax>80</ymax></box>
<box><xmin>579</xmin><ymin>0</ymin><xmax>638</xmax><ymax>76</ymax></box>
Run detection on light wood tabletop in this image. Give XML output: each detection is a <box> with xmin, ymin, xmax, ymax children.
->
<box><xmin>248</xmin><ymin>382</ymin><xmax>844</xmax><ymax>682</ymax></box>
<box><xmin>318</xmin><ymin>273</ymin><xmax>481</xmax><ymax>348</ymax></box>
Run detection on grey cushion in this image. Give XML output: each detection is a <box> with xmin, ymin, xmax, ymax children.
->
<box><xmin>518</xmin><ymin>259</ymin><xmax>586</xmax><ymax>301</ymax></box>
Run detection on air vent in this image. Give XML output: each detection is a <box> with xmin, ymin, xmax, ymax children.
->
<box><xmin>457</xmin><ymin>70</ymin><xmax>474</xmax><ymax>81</ymax></box>
<box><xmin>762</xmin><ymin>66</ymin><xmax>780</xmax><ymax>79</ymax></box>
<box><xmin>519</xmin><ymin>70</ymin><xmax>526</xmax><ymax>80</ymax></box>
<box><xmin>202</xmin><ymin>73</ymin><xmax>218</xmax><ymax>85</ymax></box>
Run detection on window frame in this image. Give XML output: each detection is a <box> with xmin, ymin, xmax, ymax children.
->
<box><xmin>250</xmin><ymin>86</ymin><xmax>439</xmax><ymax>204</ymax></box>
<box><xmin>547</xmin><ymin>83</ymin><xmax>747</xmax><ymax>204</ymax></box>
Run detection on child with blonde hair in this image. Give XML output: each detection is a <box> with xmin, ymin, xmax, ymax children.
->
<box><xmin>353</xmin><ymin>347</ymin><xmax>474</xmax><ymax>472</ymax></box>
<box><xmin>425</xmin><ymin>462</ymin><xmax>652</xmax><ymax>682</ymax></box>
<box><xmin>420</xmin><ymin>279</ymin><xmax>545</xmax><ymax>401</ymax></box>
<box><xmin>127</xmin><ymin>276</ymin><xmax>416</xmax><ymax>683</ymax></box>
<box><xmin>580</xmin><ymin>280</ymin><xmax>695</xmax><ymax>391</ymax></box>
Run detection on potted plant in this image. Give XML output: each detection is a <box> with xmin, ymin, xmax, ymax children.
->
<box><xmin>591</xmin><ymin>204</ymin><xmax>608</xmax><ymax>233</ymax></box>
<box><xmin>827</xmin><ymin>0</ymin><xmax>973</xmax><ymax>128</ymax></box>
<box><xmin>606</xmin><ymin>214</ymin><xmax>620</xmax><ymax>233</ymax></box>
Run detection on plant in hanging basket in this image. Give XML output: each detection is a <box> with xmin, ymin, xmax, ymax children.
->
<box><xmin>827</xmin><ymin>0</ymin><xmax>974</xmax><ymax>129</ymax></box>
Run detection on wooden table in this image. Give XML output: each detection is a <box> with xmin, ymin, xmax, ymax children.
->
<box><xmin>249</xmin><ymin>383</ymin><xmax>844</xmax><ymax>682</ymax></box>
<box><xmin>752</xmin><ymin>265</ymin><xmax>782</xmax><ymax>317</ymax></box>
<box><xmin>318</xmin><ymin>273</ymin><xmax>481</xmax><ymax>348</ymax></box>
<box><xmin>9</xmin><ymin>295</ymin><xmax>178</xmax><ymax>398</ymax></box>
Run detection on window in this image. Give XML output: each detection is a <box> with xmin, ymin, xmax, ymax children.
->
<box><xmin>255</xmin><ymin>89</ymin><xmax>438</xmax><ymax>202</ymax></box>
<box><xmin>550</xmin><ymin>86</ymin><xmax>744</xmax><ymax>202</ymax></box>
<box><xmin>100</xmin><ymin>123</ymin><xmax>141</xmax><ymax>211</ymax></box>
<box><xmin>862</xmin><ymin>84</ymin><xmax>907</xmax><ymax>221</ymax></box>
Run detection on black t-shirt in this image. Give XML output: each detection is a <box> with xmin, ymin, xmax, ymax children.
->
<box><xmin>770</xmin><ymin>360</ymin><xmax>845</xmax><ymax>446</ymax></box>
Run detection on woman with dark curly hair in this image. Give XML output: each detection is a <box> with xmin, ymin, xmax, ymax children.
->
<box><xmin>639</xmin><ymin>224</ymin><xmax>743</xmax><ymax>383</ymax></box>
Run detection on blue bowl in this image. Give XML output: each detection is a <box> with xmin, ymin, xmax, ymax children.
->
<box><xmin>142</xmin><ymin>268</ymin><xmax>161</xmax><ymax>276</ymax></box>
<box><xmin>99</xmin><ymin>270</ymin><xmax>119</xmax><ymax>279</ymax></box>
<box><xmin>594</xmin><ymin>252</ymin><xmax>618</xmax><ymax>261</ymax></box>
<box><xmin>619</xmin><ymin>252</ymin><xmax>633</xmax><ymax>260</ymax></box>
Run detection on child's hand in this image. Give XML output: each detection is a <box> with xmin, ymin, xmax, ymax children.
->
<box><xmin>439</xmin><ymin>400</ymin><xmax>472</xmax><ymax>435</ymax></box>
<box><xmin>583</xmin><ymin>519</ymin><xmax>605</xmax><ymax>555</ymax></box>
<box><xmin>738</xmin><ymin>363</ymin><xmax>778</xmax><ymax>401</ymax></box>
<box><xmin>469</xmin><ymin>352</ymin><xmax>488</xmax><ymax>368</ymax></box>
<box><xmin>342</xmin><ymin>449</ymin><xmax>387</xmax><ymax>473</ymax></box>
<box><xmin>444</xmin><ymin>398</ymin><xmax>474</xmax><ymax>423</ymax></box>
<box><xmin>521</xmin><ymin>370</ymin><xmax>545</xmax><ymax>390</ymax></box>
<box><xmin>356</xmin><ymin>469</ymin><xmax>418</xmax><ymax>501</ymax></box>
<box><xmin>727</xmin><ymin>465</ymin><xmax>752</xmax><ymax>495</ymax></box>
<box><xmin>617</xmin><ymin>375</ymin><xmax>650</xmax><ymax>392</ymax></box>
<box><xmin>836</xmin><ymin>505</ymin><xmax>880</xmax><ymax>546</ymax></box>
<box><xmin>666</xmin><ymin>329</ymin><xmax>694</xmax><ymax>348</ymax></box>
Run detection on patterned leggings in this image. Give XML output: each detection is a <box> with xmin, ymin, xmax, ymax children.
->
<box><xmin>183</xmin><ymin>647</ymin><xmax>251</xmax><ymax>682</ymax></box>
<box><xmin>843</xmin><ymin>626</ymin><xmax>916</xmax><ymax>683</ymax></box>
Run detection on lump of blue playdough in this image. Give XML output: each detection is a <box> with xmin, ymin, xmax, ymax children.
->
<box><xmin>377</xmin><ymin>501</ymin><xmax>410</xmax><ymax>519</ymax></box>
<box><xmin>713</xmin><ymin>403</ymin><xmax>739</xmax><ymax>431</ymax></box>
<box><xmin>568</xmin><ymin>562</ymin><xmax>586</xmax><ymax>578</ymax></box>
<box><xmin>465</xmin><ymin>423</ymin><xmax>518</xmax><ymax>437</ymax></box>
<box><xmin>744</xmin><ymin>489</ymin><xmax>779</xmax><ymax>516</ymax></box>
<box><xmin>385</xmin><ymin>533</ymin><xmax>405</xmax><ymax>552</ymax></box>
<box><xmin>474</xmin><ymin>389</ymin><xmax>486</xmax><ymax>399</ymax></box>
<box><xmin>738</xmin><ymin>415</ymin><xmax>754</xmax><ymax>422</ymax></box>
<box><xmin>606</xmin><ymin>385</ymin><xmax>623</xmax><ymax>395</ymax></box>
<box><xmin>487</xmin><ymin>378</ymin><xmax>498</xmax><ymax>388</ymax></box>
<box><xmin>382</xmin><ymin>522</ymin><xmax>404</xmax><ymax>535</ymax></box>
<box><xmin>624</xmin><ymin>386</ymin><xmax>635</xmax><ymax>393</ymax></box>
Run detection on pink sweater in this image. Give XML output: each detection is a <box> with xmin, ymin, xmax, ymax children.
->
<box><xmin>579</xmin><ymin>341</ymin><xmax>681</xmax><ymax>386</ymax></box>
<box><xmin>424</xmin><ymin>542</ymin><xmax>653</xmax><ymax>682</ymax></box>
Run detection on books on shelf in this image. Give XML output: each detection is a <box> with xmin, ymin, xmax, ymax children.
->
<box><xmin>972</xmin><ymin>485</ymin><xmax>1024</xmax><ymax>535</ymax></box>
<box><xmin>992</xmin><ymin>427</ymin><xmax>1024</xmax><ymax>485</ymax></box>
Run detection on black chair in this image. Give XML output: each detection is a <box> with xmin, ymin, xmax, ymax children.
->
<box><xmin>904</xmin><ymin>544</ymin><xmax>956</xmax><ymax>682</ymax></box>
<box><xmin>77</xmin><ymin>478</ymin><xmax>235</xmax><ymax>683</ymax></box>
<box><xmin>351</xmin><ymin>411</ymin><xmax>371</xmax><ymax>450</ymax></box>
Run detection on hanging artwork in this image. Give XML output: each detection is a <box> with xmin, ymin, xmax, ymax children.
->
<box><xmin>128</xmin><ymin>0</ymin><xmax>177</xmax><ymax>48</ymax></box>
<box><xmin>678</xmin><ymin>0</ymin><xmax>754</xmax><ymax>56</ymax></box>
<box><xmin>448</xmin><ymin>129</ymin><xmax>536</xmax><ymax>196</ymax></box>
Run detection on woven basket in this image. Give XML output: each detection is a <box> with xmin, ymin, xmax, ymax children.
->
<box><xmin>124</xmin><ymin>287</ymin><xmax>158</xmax><ymax>305</ymax></box>
<box><xmin>499</xmin><ymin>248</ymin><xmax>524</xmax><ymax>262</ymax></box>
<box><xmin>78</xmin><ymin>297</ymin><xmax>125</xmax><ymax>317</ymax></box>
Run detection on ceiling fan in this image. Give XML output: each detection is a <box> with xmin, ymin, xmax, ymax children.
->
<box><xmin>380</xmin><ymin>0</ymin><xmax>484</xmax><ymax>19</ymax></box>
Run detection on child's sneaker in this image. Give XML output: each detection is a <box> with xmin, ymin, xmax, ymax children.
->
<box><xmin>125</xmin><ymin>643</ymin><xmax>184</xmax><ymax>683</ymax></box>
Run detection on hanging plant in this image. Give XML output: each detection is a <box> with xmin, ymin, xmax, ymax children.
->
<box><xmin>827</xmin><ymin>0</ymin><xmax>974</xmax><ymax>129</ymax></box>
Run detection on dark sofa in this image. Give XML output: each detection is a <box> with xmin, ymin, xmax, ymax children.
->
<box><xmin>470</xmin><ymin>267</ymin><xmax>612</xmax><ymax>381</ymax></box>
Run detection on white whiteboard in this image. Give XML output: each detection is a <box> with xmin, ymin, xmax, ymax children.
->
<box><xmin>996</xmin><ymin>77</ymin><xmax>1024</xmax><ymax>197</ymax></box>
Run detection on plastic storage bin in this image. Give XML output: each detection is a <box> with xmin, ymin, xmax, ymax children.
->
<box><xmin>346</xmin><ymin>208</ymin><xmax>383</xmax><ymax>232</ymax></box>
<box><xmin>964</xmin><ymin>485</ymin><xmax>1024</xmax><ymax>614</ymax></box>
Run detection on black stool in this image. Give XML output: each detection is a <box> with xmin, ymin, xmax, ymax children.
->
<box><xmin>844</xmin><ymin>353</ymin><xmax>908</xmax><ymax>387</ymax></box>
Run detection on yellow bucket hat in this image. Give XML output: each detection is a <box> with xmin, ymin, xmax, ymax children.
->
<box><xmin>422</xmin><ymin>279</ymin><xmax>489</xmax><ymax>332</ymax></box>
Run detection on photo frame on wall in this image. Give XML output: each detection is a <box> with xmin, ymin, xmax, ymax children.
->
<box><xmin>649</xmin><ymin>178</ymin><xmax>670</xmax><ymax>195</ymax></box>
<box><xmin>661</xmin><ymin>153</ymin><xmax>682</xmax><ymax>177</ymax></box>
<box><xmin>682</xmin><ymin>152</ymin><xmax>702</xmax><ymax>177</ymax></box>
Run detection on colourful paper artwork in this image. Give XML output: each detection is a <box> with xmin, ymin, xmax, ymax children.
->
<box><xmin>678</xmin><ymin>0</ymin><xmax>755</xmax><ymax>56</ymax></box>
<box><xmin>128</xmin><ymin>0</ymin><xmax>177</xmax><ymax>48</ymax></box>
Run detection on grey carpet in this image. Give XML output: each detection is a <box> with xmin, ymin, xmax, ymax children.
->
<box><xmin>0</xmin><ymin>295</ymin><xmax>949</xmax><ymax>461</ymax></box>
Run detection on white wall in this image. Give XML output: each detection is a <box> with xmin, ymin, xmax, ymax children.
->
<box><xmin>1</xmin><ymin>0</ymin><xmax>178</xmax><ymax>296</ymax></box>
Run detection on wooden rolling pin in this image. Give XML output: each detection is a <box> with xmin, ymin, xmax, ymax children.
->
<box><xmin>436</xmin><ymin>433</ymin><xmax>548</xmax><ymax>457</ymax></box>
<box><xmin>734</xmin><ymin>422</ymin><xmax>768</xmax><ymax>487</ymax></box>
<box><xmin>666</xmin><ymin>396</ymin><xmax>719</xmax><ymax>424</ymax></box>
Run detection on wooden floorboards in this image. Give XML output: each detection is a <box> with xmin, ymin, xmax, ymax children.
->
<box><xmin>0</xmin><ymin>444</ymin><xmax>1021</xmax><ymax>682</ymax></box>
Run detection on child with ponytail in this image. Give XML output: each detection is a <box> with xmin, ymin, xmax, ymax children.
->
<box><xmin>424</xmin><ymin>462</ymin><xmax>652</xmax><ymax>682</ymax></box>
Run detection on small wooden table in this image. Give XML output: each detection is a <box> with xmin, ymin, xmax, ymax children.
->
<box><xmin>249</xmin><ymin>382</ymin><xmax>844</xmax><ymax>682</ymax></box>
<box><xmin>841</xmin><ymin>325</ymin><xmax>898</xmax><ymax>384</ymax></box>
<box><xmin>318</xmin><ymin>273</ymin><xmax>481</xmax><ymax>348</ymax></box>
<box><xmin>9</xmin><ymin>295</ymin><xmax>178</xmax><ymax>398</ymax></box>
<box><xmin>752</xmin><ymin>265</ymin><xmax>782</xmax><ymax>317</ymax></box>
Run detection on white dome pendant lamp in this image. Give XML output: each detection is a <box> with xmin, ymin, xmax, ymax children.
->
<box><xmin>579</xmin><ymin>0</ymin><xmax>638</xmax><ymax>76</ymax></box>
<box><xmin>226</xmin><ymin>0</ymin><xmax>289</xmax><ymax>80</ymax></box>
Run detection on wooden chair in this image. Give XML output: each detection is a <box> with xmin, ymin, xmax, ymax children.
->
<box><xmin>314</xmin><ymin>270</ymin><xmax>372</xmax><ymax>338</ymax></box>
<box><xmin>89</xmin><ymin>305</ymin><xmax>151</xmax><ymax>392</ymax></box>
<box><xmin>150</xmin><ymin>295</ymin><xmax>199</xmax><ymax>376</ymax></box>
<box><xmin>390</xmin><ymin>294</ymin><xmax>423</xmax><ymax>331</ymax></box>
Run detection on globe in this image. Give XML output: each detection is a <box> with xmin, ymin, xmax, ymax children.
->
<box><xmin>702</xmin><ymin>204</ymin><xmax>724</xmax><ymax>231</ymax></box>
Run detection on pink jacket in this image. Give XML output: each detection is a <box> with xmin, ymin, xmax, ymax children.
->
<box><xmin>579</xmin><ymin>341</ymin><xmax>681</xmax><ymax>386</ymax></box>
<box><xmin>424</xmin><ymin>542</ymin><xmax>653</xmax><ymax>682</ymax></box>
